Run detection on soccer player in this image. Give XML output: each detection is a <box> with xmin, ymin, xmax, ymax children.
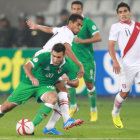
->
<box><xmin>109</xmin><ymin>2</ymin><xmax>140</xmax><ymax>128</ymax></box>
<box><xmin>68</xmin><ymin>1</ymin><xmax>102</xmax><ymax>121</ymax></box>
<box><xmin>27</xmin><ymin>14</ymin><xmax>84</xmax><ymax>78</ymax></box>
<box><xmin>0</xmin><ymin>43</ymin><xmax>83</xmax><ymax>132</ymax></box>
<box><xmin>27</xmin><ymin>14</ymin><xmax>84</xmax><ymax>134</ymax></box>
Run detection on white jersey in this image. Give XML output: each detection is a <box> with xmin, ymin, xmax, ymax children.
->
<box><xmin>43</xmin><ymin>26</ymin><xmax>74</xmax><ymax>51</ymax></box>
<box><xmin>109</xmin><ymin>20</ymin><xmax>140</xmax><ymax>67</ymax></box>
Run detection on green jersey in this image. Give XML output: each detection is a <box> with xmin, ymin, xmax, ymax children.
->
<box><xmin>22</xmin><ymin>52</ymin><xmax>77</xmax><ymax>86</ymax></box>
<box><xmin>72</xmin><ymin>17</ymin><xmax>99</xmax><ymax>63</ymax></box>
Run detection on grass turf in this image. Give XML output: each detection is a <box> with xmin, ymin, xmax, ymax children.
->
<box><xmin>0</xmin><ymin>96</ymin><xmax>140</xmax><ymax>140</ymax></box>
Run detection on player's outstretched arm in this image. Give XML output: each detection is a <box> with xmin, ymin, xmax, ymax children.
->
<box><xmin>109</xmin><ymin>40</ymin><xmax>120</xmax><ymax>74</ymax></box>
<box><xmin>67</xmin><ymin>79</ymin><xmax>79</xmax><ymax>88</ymax></box>
<box><xmin>75</xmin><ymin>32</ymin><xmax>102</xmax><ymax>44</ymax></box>
<box><xmin>64</xmin><ymin>43</ymin><xmax>85</xmax><ymax>78</ymax></box>
<box><xmin>62</xmin><ymin>74</ymin><xmax>79</xmax><ymax>88</ymax></box>
<box><xmin>26</xmin><ymin>19</ymin><xmax>53</xmax><ymax>34</ymax></box>
<box><xmin>23</xmin><ymin>62</ymin><xmax>39</xmax><ymax>86</ymax></box>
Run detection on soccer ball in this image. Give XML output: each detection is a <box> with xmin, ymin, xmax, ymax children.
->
<box><xmin>16</xmin><ymin>119</ymin><xmax>34</xmax><ymax>135</ymax></box>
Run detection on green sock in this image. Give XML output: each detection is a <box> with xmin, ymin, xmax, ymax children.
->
<box><xmin>33</xmin><ymin>104</ymin><xmax>52</xmax><ymax>126</ymax></box>
<box><xmin>88</xmin><ymin>89</ymin><xmax>97</xmax><ymax>109</ymax></box>
<box><xmin>68</xmin><ymin>88</ymin><xmax>77</xmax><ymax>106</ymax></box>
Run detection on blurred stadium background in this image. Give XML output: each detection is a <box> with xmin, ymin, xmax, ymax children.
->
<box><xmin>1</xmin><ymin>0</ymin><xmax>140</xmax><ymax>139</ymax></box>
<box><xmin>0</xmin><ymin>0</ymin><xmax>140</xmax><ymax>48</ymax></box>
<box><xmin>0</xmin><ymin>0</ymin><xmax>140</xmax><ymax>96</ymax></box>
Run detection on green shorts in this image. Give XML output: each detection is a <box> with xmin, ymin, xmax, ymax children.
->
<box><xmin>72</xmin><ymin>60</ymin><xmax>96</xmax><ymax>83</ymax></box>
<box><xmin>8</xmin><ymin>82</ymin><xmax>56</xmax><ymax>104</ymax></box>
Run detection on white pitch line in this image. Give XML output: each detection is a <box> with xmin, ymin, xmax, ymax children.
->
<box><xmin>23</xmin><ymin>138</ymin><xmax>140</xmax><ymax>140</ymax></box>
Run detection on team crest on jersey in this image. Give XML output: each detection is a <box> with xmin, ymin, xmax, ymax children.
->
<box><xmin>33</xmin><ymin>58</ymin><xmax>38</xmax><ymax>62</ymax></box>
<box><xmin>122</xmin><ymin>84</ymin><xmax>126</xmax><ymax>88</ymax></box>
<box><xmin>92</xmin><ymin>25</ymin><xmax>96</xmax><ymax>30</ymax></box>
<box><xmin>58</xmin><ymin>68</ymin><xmax>62</xmax><ymax>74</ymax></box>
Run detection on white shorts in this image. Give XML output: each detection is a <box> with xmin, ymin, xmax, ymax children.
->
<box><xmin>120</xmin><ymin>66</ymin><xmax>140</xmax><ymax>92</ymax></box>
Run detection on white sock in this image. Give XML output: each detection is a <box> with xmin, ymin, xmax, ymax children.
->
<box><xmin>0</xmin><ymin>105</ymin><xmax>3</xmax><ymax>114</ymax></box>
<box><xmin>46</xmin><ymin>103</ymin><xmax>61</xmax><ymax>130</ymax></box>
<box><xmin>90</xmin><ymin>107</ymin><xmax>97</xmax><ymax>112</ymax></box>
<box><xmin>70</xmin><ymin>104</ymin><xmax>77</xmax><ymax>109</ymax></box>
<box><xmin>112</xmin><ymin>93</ymin><xmax>124</xmax><ymax>117</ymax></box>
<box><xmin>58</xmin><ymin>92</ymin><xmax>70</xmax><ymax>123</ymax></box>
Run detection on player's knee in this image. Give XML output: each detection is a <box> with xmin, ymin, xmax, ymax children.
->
<box><xmin>49</xmin><ymin>93</ymin><xmax>58</xmax><ymax>105</ymax></box>
<box><xmin>120</xmin><ymin>91</ymin><xmax>129</xmax><ymax>99</ymax></box>
<box><xmin>58</xmin><ymin>92</ymin><xmax>68</xmax><ymax>102</ymax></box>
<box><xmin>55</xmin><ymin>81</ymin><xmax>68</xmax><ymax>92</ymax></box>
<box><xmin>1</xmin><ymin>102</ymin><xmax>16</xmax><ymax>113</ymax></box>
<box><xmin>86</xmin><ymin>82</ymin><xmax>94</xmax><ymax>90</ymax></box>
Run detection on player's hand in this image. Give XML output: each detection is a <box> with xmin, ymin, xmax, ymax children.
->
<box><xmin>30</xmin><ymin>77</ymin><xmax>39</xmax><ymax>86</ymax></box>
<box><xmin>62</xmin><ymin>74</ymin><xmax>69</xmax><ymax>84</ymax></box>
<box><xmin>113</xmin><ymin>61</ymin><xmax>120</xmax><ymax>74</ymax></box>
<box><xmin>74</xmin><ymin>37</ymin><xmax>83</xmax><ymax>44</ymax></box>
<box><xmin>77</xmin><ymin>64</ymin><xmax>85</xmax><ymax>78</ymax></box>
<box><xmin>26</xmin><ymin>20</ymin><xmax>38</xmax><ymax>30</ymax></box>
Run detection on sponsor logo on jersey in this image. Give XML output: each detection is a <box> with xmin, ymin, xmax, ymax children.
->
<box><xmin>44</xmin><ymin>66</ymin><xmax>50</xmax><ymax>71</ymax></box>
<box><xmin>45</xmin><ymin>73</ymin><xmax>54</xmax><ymax>78</ymax></box>
<box><xmin>58</xmin><ymin>68</ymin><xmax>62</xmax><ymax>74</ymax></box>
<box><xmin>33</xmin><ymin>58</ymin><xmax>38</xmax><ymax>62</ymax></box>
<box><xmin>92</xmin><ymin>25</ymin><xmax>96</xmax><ymax>30</ymax></box>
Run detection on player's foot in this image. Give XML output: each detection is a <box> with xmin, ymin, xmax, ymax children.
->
<box><xmin>63</xmin><ymin>118</ymin><xmax>84</xmax><ymax>130</ymax></box>
<box><xmin>112</xmin><ymin>112</ymin><xmax>123</xmax><ymax>128</ymax></box>
<box><xmin>43</xmin><ymin>127</ymin><xmax>64</xmax><ymax>135</ymax></box>
<box><xmin>69</xmin><ymin>107</ymin><xmax>79</xmax><ymax>117</ymax></box>
<box><xmin>90</xmin><ymin>111</ymin><xmax>98</xmax><ymax>122</ymax></box>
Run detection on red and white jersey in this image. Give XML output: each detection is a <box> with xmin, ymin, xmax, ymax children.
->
<box><xmin>43</xmin><ymin>26</ymin><xmax>74</xmax><ymax>52</ymax></box>
<box><xmin>109</xmin><ymin>20</ymin><xmax>140</xmax><ymax>67</ymax></box>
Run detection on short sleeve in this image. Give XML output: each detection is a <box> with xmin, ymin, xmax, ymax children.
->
<box><xmin>30</xmin><ymin>53</ymin><xmax>49</xmax><ymax>68</ymax></box>
<box><xmin>109</xmin><ymin>24</ymin><xmax>119</xmax><ymax>41</ymax></box>
<box><xmin>52</xmin><ymin>27</ymin><xmax>62</xmax><ymax>34</ymax></box>
<box><xmin>87</xmin><ymin>19</ymin><xmax>99</xmax><ymax>36</ymax></box>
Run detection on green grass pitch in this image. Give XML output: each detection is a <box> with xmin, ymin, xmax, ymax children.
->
<box><xmin>0</xmin><ymin>96</ymin><xmax>140</xmax><ymax>140</ymax></box>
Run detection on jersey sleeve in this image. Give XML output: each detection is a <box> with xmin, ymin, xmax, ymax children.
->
<box><xmin>30</xmin><ymin>53</ymin><xmax>50</xmax><ymax>68</ymax></box>
<box><xmin>109</xmin><ymin>24</ymin><xmax>119</xmax><ymax>41</ymax></box>
<box><xmin>52</xmin><ymin>27</ymin><xmax>62</xmax><ymax>34</ymax></box>
<box><xmin>63</xmin><ymin>35</ymin><xmax>73</xmax><ymax>46</ymax></box>
<box><xmin>86</xmin><ymin>18</ymin><xmax>99</xmax><ymax>36</ymax></box>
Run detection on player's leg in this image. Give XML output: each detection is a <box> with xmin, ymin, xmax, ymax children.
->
<box><xmin>33</xmin><ymin>90</ymin><xmax>57</xmax><ymax>126</ymax></box>
<box><xmin>0</xmin><ymin>82</ymin><xmax>33</xmax><ymax>118</ymax></box>
<box><xmin>112</xmin><ymin>91</ymin><xmax>129</xmax><ymax>128</ymax></box>
<box><xmin>112</xmin><ymin>67</ymin><xmax>135</xmax><ymax>128</ymax></box>
<box><xmin>43</xmin><ymin>102</ymin><xmax>64</xmax><ymax>135</ymax></box>
<box><xmin>85</xmin><ymin>81</ymin><xmax>97</xmax><ymax>122</ymax></box>
<box><xmin>68</xmin><ymin>87</ymin><xmax>79</xmax><ymax>117</ymax></box>
<box><xmin>55</xmin><ymin>81</ymin><xmax>83</xmax><ymax>129</ymax></box>
<box><xmin>83</xmin><ymin>61</ymin><xmax>97</xmax><ymax>122</ymax></box>
<box><xmin>68</xmin><ymin>61</ymin><xmax>79</xmax><ymax>117</ymax></box>
<box><xmin>0</xmin><ymin>101</ymin><xmax>17</xmax><ymax>117</ymax></box>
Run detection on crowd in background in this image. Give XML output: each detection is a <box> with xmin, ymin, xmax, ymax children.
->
<box><xmin>0</xmin><ymin>9</ymin><xmax>69</xmax><ymax>48</ymax></box>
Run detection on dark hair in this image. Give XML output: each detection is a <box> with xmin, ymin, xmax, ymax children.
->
<box><xmin>68</xmin><ymin>14</ymin><xmax>83</xmax><ymax>23</ymax></box>
<box><xmin>52</xmin><ymin>43</ymin><xmax>66</xmax><ymax>54</ymax></box>
<box><xmin>71</xmin><ymin>1</ymin><xmax>83</xmax><ymax>9</ymax></box>
<box><xmin>116</xmin><ymin>2</ymin><xmax>130</xmax><ymax>13</ymax></box>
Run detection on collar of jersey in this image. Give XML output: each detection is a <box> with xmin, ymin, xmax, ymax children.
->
<box><xmin>120</xmin><ymin>20</ymin><xmax>133</xmax><ymax>26</ymax></box>
<box><xmin>50</xmin><ymin>56</ymin><xmax>66</xmax><ymax>68</ymax></box>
